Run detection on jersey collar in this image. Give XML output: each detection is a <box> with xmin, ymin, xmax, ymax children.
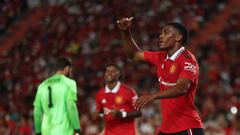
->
<box><xmin>105</xmin><ymin>81</ymin><xmax>121</xmax><ymax>93</ymax></box>
<box><xmin>166</xmin><ymin>47</ymin><xmax>185</xmax><ymax>61</ymax></box>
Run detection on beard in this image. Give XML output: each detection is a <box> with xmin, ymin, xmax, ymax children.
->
<box><xmin>105</xmin><ymin>78</ymin><xmax>118</xmax><ymax>84</ymax></box>
<box><xmin>158</xmin><ymin>44</ymin><xmax>169</xmax><ymax>51</ymax></box>
<box><xmin>158</xmin><ymin>42</ymin><xmax>175</xmax><ymax>51</ymax></box>
<box><xmin>159</xmin><ymin>46</ymin><xmax>168</xmax><ymax>51</ymax></box>
<box><xmin>65</xmin><ymin>72</ymin><xmax>72</xmax><ymax>78</ymax></box>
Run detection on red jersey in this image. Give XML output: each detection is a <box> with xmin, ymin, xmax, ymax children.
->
<box><xmin>144</xmin><ymin>47</ymin><xmax>203</xmax><ymax>133</ymax></box>
<box><xmin>96</xmin><ymin>82</ymin><xmax>138</xmax><ymax>135</ymax></box>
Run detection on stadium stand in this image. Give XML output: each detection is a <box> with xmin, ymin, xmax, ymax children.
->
<box><xmin>0</xmin><ymin>0</ymin><xmax>28</xmax><ymax>36</ymax></box>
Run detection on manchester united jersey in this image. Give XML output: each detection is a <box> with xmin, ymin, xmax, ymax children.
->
<box><xmin>96</xmin><ymin>82</ymin><xmax>138</xmax><ymax>135</ymax></box>
<box><xmin>144</xmin><ymin>47</ymin><xmax>203</xmax><ymax>133</ymax></box>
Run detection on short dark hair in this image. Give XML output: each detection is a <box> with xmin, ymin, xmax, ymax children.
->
<box><xmin>105</xmin><ymin>63</ymin><xmax>121</xmax><ymax>73</ymax></box>
<box><xmin>167</xmin><ymin>22</ymin><xmax>189</xmax><ymax>45</ymax></box>
<box><xmin>55</xmin><ymin>57</ymin><xmax>72</xmax><ymax>71</ymax></box>
<box><xmin>105</xmin><ymin>63</ymin><xmax>122</xmax><ymax>79</ymax></box>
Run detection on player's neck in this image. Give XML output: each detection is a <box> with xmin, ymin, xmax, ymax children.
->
<box><xmin>56</xmin><ymin>71</ymin><xmax>63</xmax><ymax>75</ymax></box>
<box><xmin>107</xmin><ymin>81</ymin><xmax>118</xmax><ymax>90</ymax></box>
<box><xmin>167</xmin><ymin>44</ymin><xmax>181</xmax><ymax>57</ymax></box>
<box><xmin>56</xmin><ymin>71</ymin><xmax>66</xmax><ymax>76</ymax></box>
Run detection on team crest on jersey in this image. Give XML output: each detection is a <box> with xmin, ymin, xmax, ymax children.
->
<box><xmin>169</xmin><ymin>64</ymin><xmax>177</xmax><ymax>74</ymax></box>
<box><xmin>115</xmin><ymin>96</ymin><xmax>123</xmax><ymax>104</ymax></box>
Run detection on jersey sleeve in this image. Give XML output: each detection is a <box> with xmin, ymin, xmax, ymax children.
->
<box><xmin>144</xmin><ymin>51</ymin><xmax>165</xmax><ymax>66</ymax></box>
<box><xmin>95</xmin><ymin>92</ymin><xmax>103</xmax><ymax>112</ymax></box>
<box><xmin>67</xmin><ymin>80</ymin><xmax>77</xmax><ymax>101</ymax></box>
<box><xmin>33</xmin><ymin>87</ymin><xmax>43</xmax><ymax>133</ymax></box>
<box><xmin>66</xmin><ymin>80</ymin><xmax>81</xmax><ymax>130</ymax></box>
<box><xmin>128</xmin><ymin>89</ymin><xmax>138</xmax><ymax>109</ymax></box>
<box><xmin>33</xmin><ymin>88</ymin><xmax>41</xmax><ymax>108</ymax></box>
<box><xmin>179</xmin><ymin>58</ymin><xmax>199</xmax><ymax>82</ymax></box>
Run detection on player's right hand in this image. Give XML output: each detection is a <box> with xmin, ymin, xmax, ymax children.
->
<box><xmin>116</xmin><ymin>17</ymin><xmax>134</xmax><ymax>30</ymax></box>
<box><xmin>133</xmin><ymin>94</ymin><xmax>156</xmax><ymax>110</ymax></box>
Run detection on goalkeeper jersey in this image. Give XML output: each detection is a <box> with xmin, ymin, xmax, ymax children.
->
<box><xmin>33</xmin><ymin>74</ymin><xmax>80</xmax><ymax>135</ymax></box>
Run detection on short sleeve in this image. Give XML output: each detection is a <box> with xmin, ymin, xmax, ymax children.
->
<box><xmin>129</xmin><ymin>89</ymin><xmax>138</xmax><ymax>108</ymax></box>
<box><xmin>95</xmin><ymin>92</ymin><xmax>103</xmax><ymax>112</ymax></box>
<box><xmin>144</xmin><ymin>51</ymin><xmax>165</xmax><ymax>66</ymax></box>
<box><xmin>179</xmin><ymin>58</ymin><xmax>198</xmax><ymax>82</ymax></box>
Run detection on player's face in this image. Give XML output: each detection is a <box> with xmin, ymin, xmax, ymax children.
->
<box><xmin>158</xmin><ymin>25</ymin><xmax>179</xmax><ymax>50</ymax></box>
<box><xmin>104</xmin><ymin>66</ymin><xmax>120</xmax><ymax>83</ymax></box>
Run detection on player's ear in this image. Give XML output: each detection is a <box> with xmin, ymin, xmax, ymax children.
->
<box><xmin>176</xmin><ymin>34</ymin><xmax>182</xmax><ymax>42</ymax></box>
<box><xmin>63</xmin><ymin>66</ymin><xmax>71</xmax><ymax>73</ymax></box>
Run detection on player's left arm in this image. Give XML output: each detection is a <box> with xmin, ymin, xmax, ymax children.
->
<box><xmin>66</xmin><ymin>81</ymin><xmax>82</xmax><ymax>134</ymax></box>
<box><xmin>34</xmin><ymin>106</ymin><xmax>43</xmax><ymax>135</ymax></box>
<box><xmin>154</xmin><ymin>77</ymin><xmax>191</xmax><ymax>99</ymax></box>
<box><xmin>33</xmin><ymin>89</ymin><xmax>43</xmax><ymax>135</ymax></box>
<box><xmin>124</xmin><ymin>110</ymin><xmax>142</xmax><ymax>118</ymax></box>
<box><xmin>112</xmin><ymin>108</ymin><xmax>142</xmax><ymax>119</ymax></box>
<box><xmin>134</xmin><ymin>78</ymin><xmax>191</xmax><ymax>110</ymax></box>
<box><xmin>112</xmin><ymin>89</ymin><xmax>142</xmax><ymax>119</ymax></box>
<box><xmin>126</xmin><ymin>90</ymin><xmax>142</xmax><ymax>118</ymax></box>
<box><xmin>134</xmin><ymin>58</ymin><xmax>198</xmax><ymax>110</ymax></box>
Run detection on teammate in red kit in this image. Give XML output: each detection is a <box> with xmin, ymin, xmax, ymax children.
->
<box><xmin>117</xmin><ymin>17</ymin><xmax>204</xmax><ymax>135</ymax></box>
<box><xmin>95</xmin><ymin>64</ymin><xmax>142</xmax><ymax>135</ymax></box>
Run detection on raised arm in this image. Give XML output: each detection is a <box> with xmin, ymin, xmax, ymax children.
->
<box><xmin>117</xmin><ymin>17</ymin><xmax>145</xmax><ymax>62</ymax></box>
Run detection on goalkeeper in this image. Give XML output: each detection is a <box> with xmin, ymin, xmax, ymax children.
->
<box><xmin>33</xmin><ymin>57</ymin><xmax>82</xmax><ymax>135</ymax></box>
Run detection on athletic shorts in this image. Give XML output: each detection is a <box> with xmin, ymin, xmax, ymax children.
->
<box><xmin>158</xmin><ymin>128</ymin><xmax>204</xmax><ymax>135</ymax></box>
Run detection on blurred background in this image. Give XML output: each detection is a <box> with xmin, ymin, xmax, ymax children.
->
<box><xmin>0</xmin><ymin>0</ymin><xmax>240</xmax><ymax>134</ymax></box>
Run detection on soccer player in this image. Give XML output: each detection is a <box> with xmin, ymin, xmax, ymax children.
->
<box><xmin>33</xmin><ymin>57</ymin><xmax>82</xmax><ymax>135</ymax></box>
<box><xmin>117</xmin><ymin>17</ymin><xmax>204</xmax><ymax>135</ymax></box>
<box><xmin>95</xmin><ymin>64</ymin><xmax>142</xmax><ymax>135</ymax></box>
